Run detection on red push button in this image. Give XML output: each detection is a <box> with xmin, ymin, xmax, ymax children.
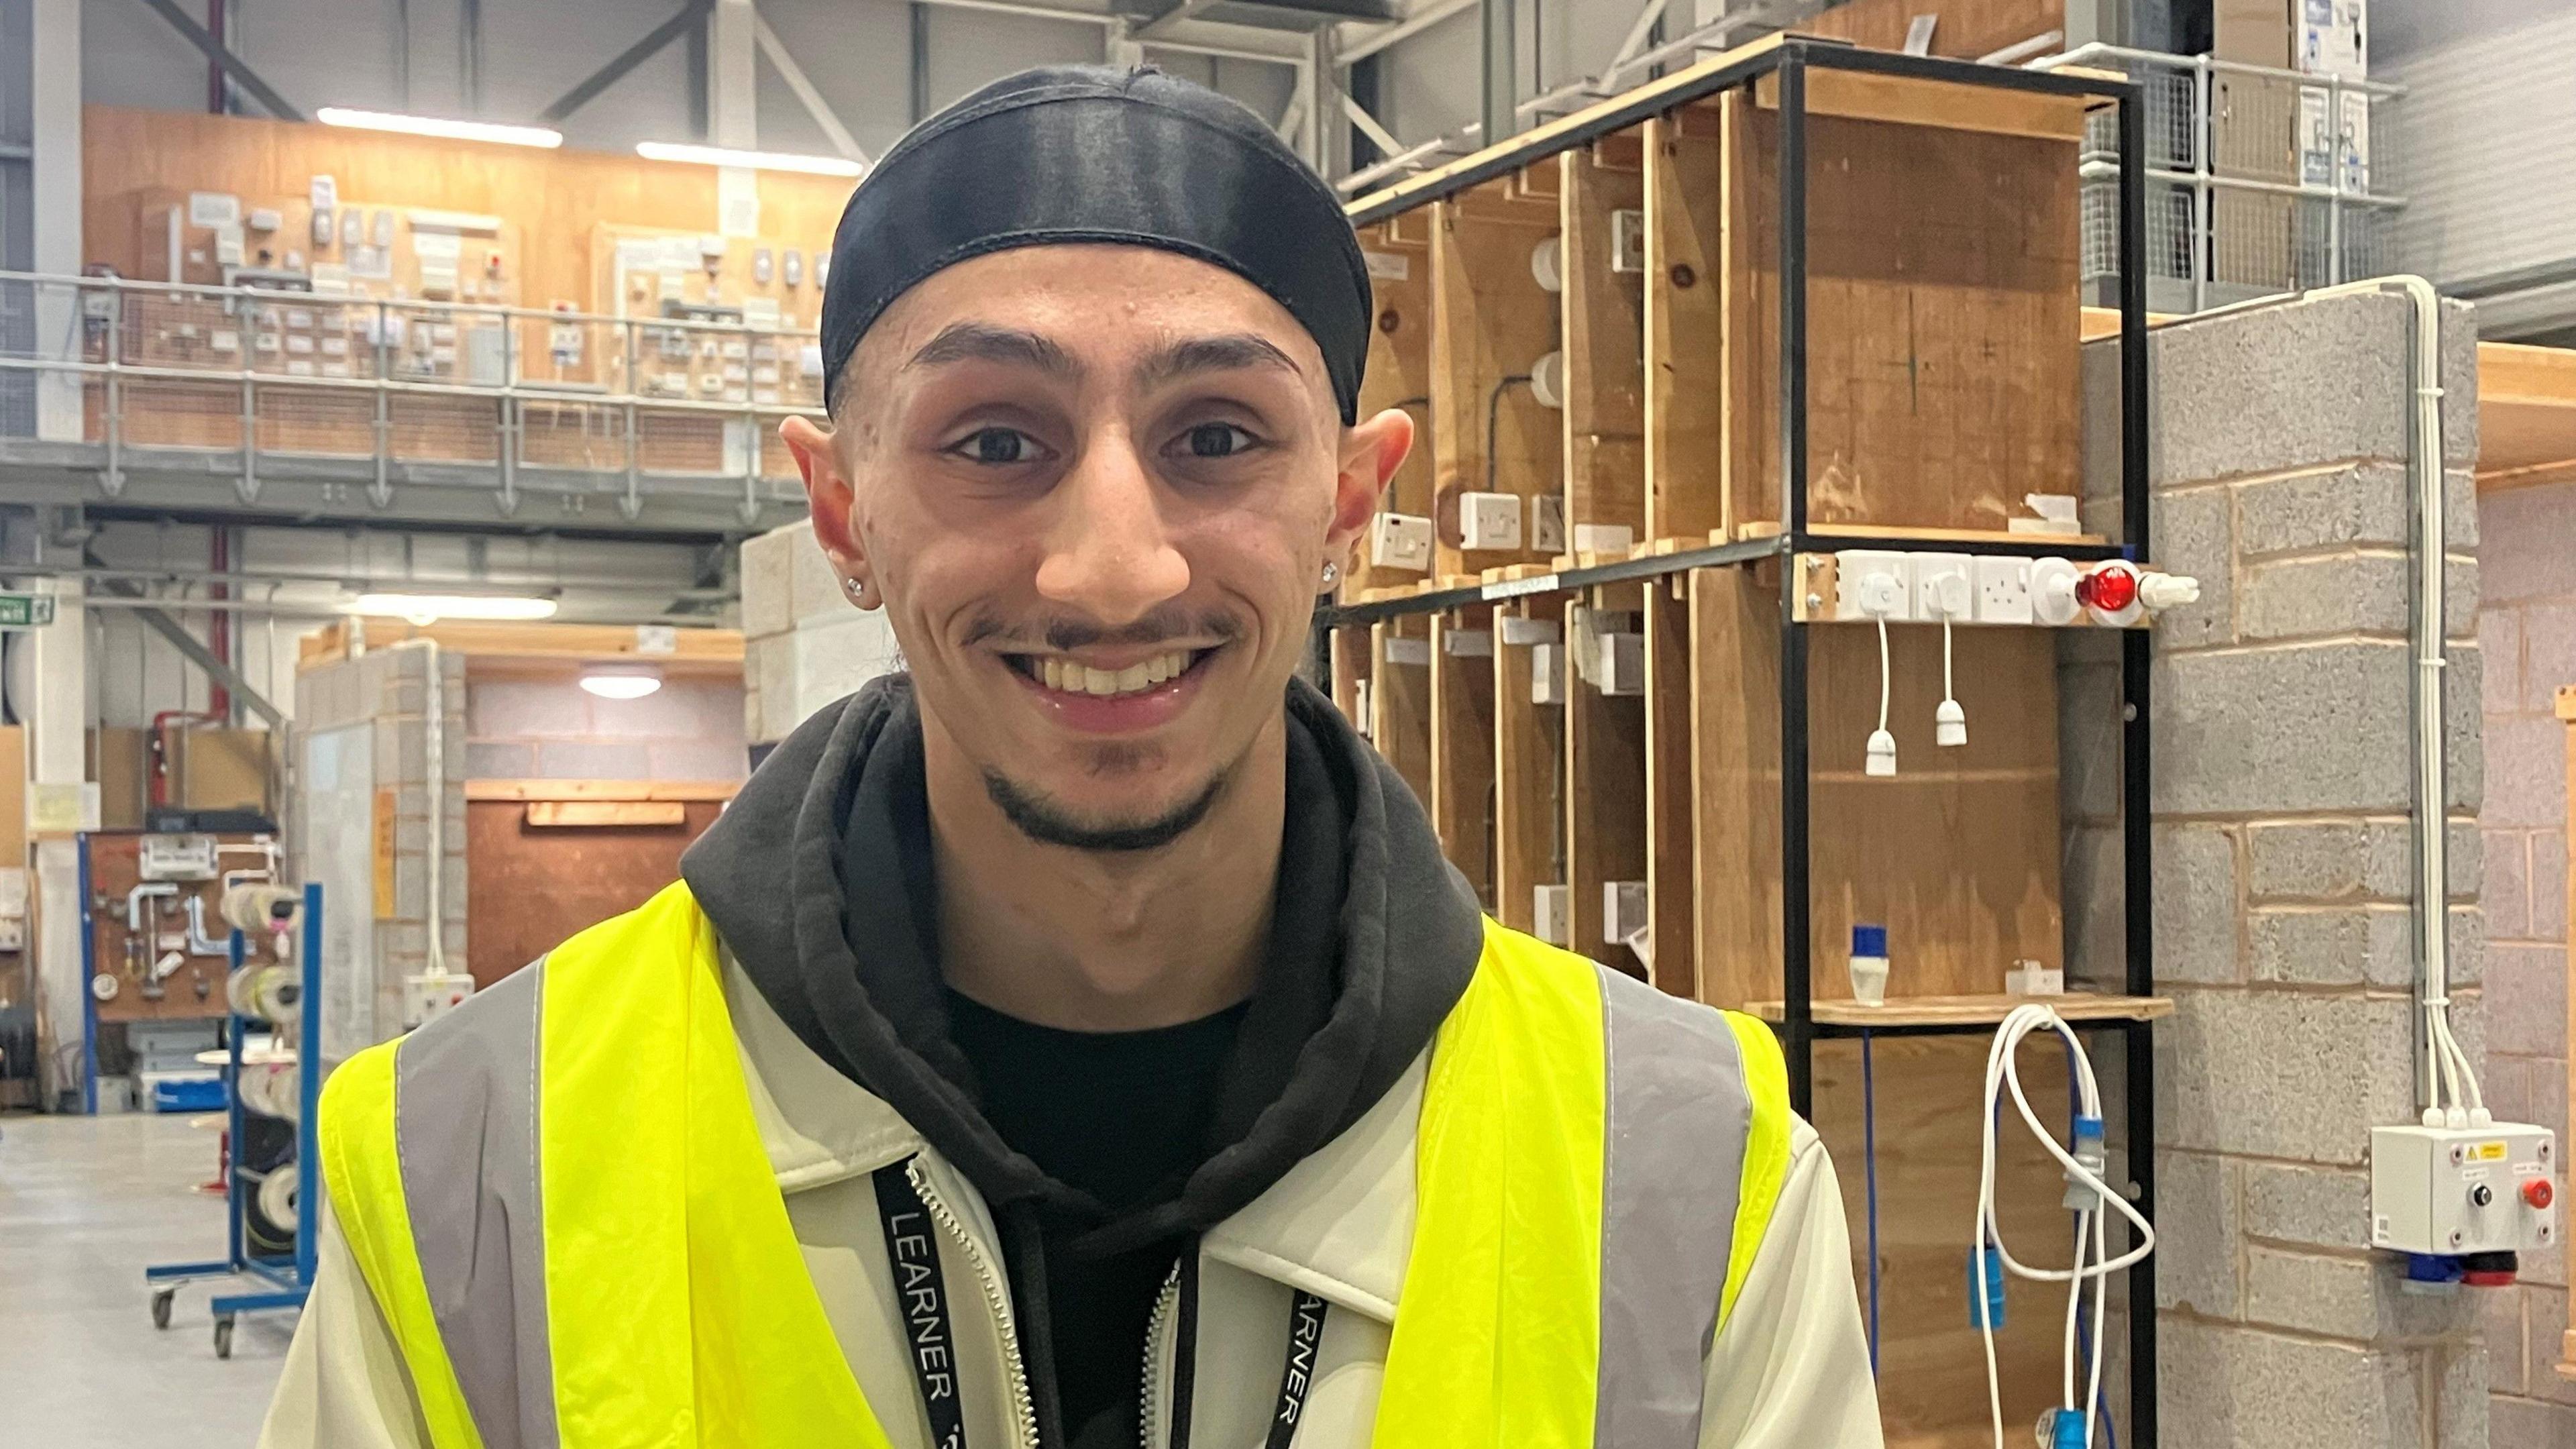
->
<box><xmin>2526</xmin><ymin>1178</ymin><xmax>2555</xmax><ymax>1210</ymax></box>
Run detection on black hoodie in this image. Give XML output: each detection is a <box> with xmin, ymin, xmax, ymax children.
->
<box><xmin>679</xmin><ymin>674</ymin><xmax>1484</xmax><ymax>1446</ymax></box>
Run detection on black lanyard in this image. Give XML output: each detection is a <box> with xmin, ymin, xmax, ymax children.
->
<box><xmin>872</xmin><ymin>1158</ymin><xmax>1332</xmax><ymax>1449</ymax></box>
<box><xmin>1267</xmin><ymin>1291</ymin><xmax>1330</xmax><ymax>1449</ymax></box>
<box><xmin>874</xmin><ymin>1162</ymin><xmax>969</xmax><ymax>1449</ymax></box>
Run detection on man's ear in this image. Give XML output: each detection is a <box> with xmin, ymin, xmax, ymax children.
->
<box><xmin>1329</xmin><ymin>406</ymin><xmax>1415</xmax><ymax>566</ymax></box>
<box><xmin>782</xmin><ymin>415</ymin><xmax>881</xmax><ymax>610</ymax></box>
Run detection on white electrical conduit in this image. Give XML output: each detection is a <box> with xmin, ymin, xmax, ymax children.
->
<box><xmin>1975</xmin><ymin>1005</ymin><xmax>2155</xmax><ymax>1449</ymax></box>
<box><xmin>389</xmin><ymin>639</ymin><xmax>449</xmax><ymax>979</ymax></box>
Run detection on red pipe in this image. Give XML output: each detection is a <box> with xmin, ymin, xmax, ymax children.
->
<box><xmin>209</xmin><ymin>526</ymin><xmax>231</xmax><ymax>723</ymax></box>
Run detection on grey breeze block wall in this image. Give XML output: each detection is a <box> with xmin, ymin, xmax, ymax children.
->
<box><xmin>2475</xmin><ymin>474</ymin><xmax>2576</xmax><ymax>1443</ymax></box>
<box><xmin>291</xmin><ymin>643</ymin><xmax>469</xmax><ymax>1046</ymax></box>
<box><xmin>2064</xmin><ymin>289</ymin><xmax>2489</xmax><ymax>1448</ymax></box>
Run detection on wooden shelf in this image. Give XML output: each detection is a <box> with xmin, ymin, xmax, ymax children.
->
<box><xmin>1746</xmin><ymin>991</ymin><xmax>2175</xmax><ymax>1028</ymax></box>
<box><xmin>1739</xmin><ymin>519</ymin><xmax>2108</xmax><ymax>547</ymax></box>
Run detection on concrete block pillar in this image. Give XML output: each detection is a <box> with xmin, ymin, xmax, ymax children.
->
<box><xmin>2072</xmin><ymin>288</ymin><xmax>2487</xmax><ymax>1448</ymax></box>
<box><xmin>739</xmin><ymin>519</ymin><xmax>902</xmax><ymax>749</ymax></box>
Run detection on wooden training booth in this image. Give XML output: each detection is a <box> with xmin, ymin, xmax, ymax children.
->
<box><xmin>1329</xmin><ymin>35</ymin><xmax>2169</xmax><ymax>1447</ymax></box>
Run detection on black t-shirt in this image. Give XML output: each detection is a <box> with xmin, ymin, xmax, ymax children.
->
<box><xmin>945</xmin><ymin>988</ymin><xmax>1252</xmax><ymax>1440</ymax></box>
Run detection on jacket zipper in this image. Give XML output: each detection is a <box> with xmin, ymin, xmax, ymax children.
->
<box><xmin>904</xmin><ymin>1157</ymin><xmax>1042</xmax><ymax>1449</ymax></box>
<box><xmin>1138</xmin><ymin>1260</ymin><xmax>1182</xmax><ymax>1449</ymax></box>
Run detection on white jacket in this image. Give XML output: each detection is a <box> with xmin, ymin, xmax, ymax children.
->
<box><xmin>260</xmin><ymin>957</ymin><xmax>1884</xmax><ymax>1449</ymax></box>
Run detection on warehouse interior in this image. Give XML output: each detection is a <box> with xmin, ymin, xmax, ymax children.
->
<box><xmin>4</xmin><ymin>0</ymin><xmax>2576</xmax><ymax>1445</ymax></box>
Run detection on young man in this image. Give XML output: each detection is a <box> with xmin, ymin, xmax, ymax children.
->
<box><xmin>260</xmin><ymin>65</ymin><xmax>1880</xmax><ymax>1449</ymax></box>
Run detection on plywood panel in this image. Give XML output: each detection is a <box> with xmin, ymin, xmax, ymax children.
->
<box><xmin>84</xmin><ymin>107</ymin><xmax>853</xmax><ymax>323</ymax></box>
<box><xmin>1330</xmin><ymin>625</ymin><xmax>1372</xmax><ymax>724</ymax></box>
<box><xmin>1644</xmin><ymin>574</ymin><xmax>1697</xmax><ymax>999</ymax></box>
<box><xmin>1567</xmin><ymin>586</ymin><xmax>1650</xmax><ymax>975</ymax></box>
<box><xmin>1645</xmin><ymin>107</ymin><xmax>1727</xmax><ymax>545</ymax></box>
<box><xmin>1492</xmin><ymin>600</ymin><xmax>1564</xmax><ymax>936</ymax></box>
<box><xmin>1809</xmin><ymin>1034</ymin><xmax>2076</xmax><ymax>1446</ymax></box>
<box><xmin>1370</xmin><ymin>616</ymin><xmax>1435</xmax><ymax>810</ymax></box>
<box><xmin>1352</xmin><ymin>224</ymin><xmax>1438</xmax><ymax>594</ymax></box>
<box><xmin>1691</xmin><ymin>568</ymin><xmax>2064</xmax><ymax>1008</ymax></box>
<box><xmin>1430</xmin><ymin>611</ymin><xmax>1498</xmax><ymax>906</ymax></box>
<box><xmin>465</xmin><ymin>798</ymin><xmax>719</xmax><ymax>986</ymax></box>
<box><xmin>0</xmin><ymin>727</ymin><xmax>25</xmax><ymax>867</ymax></box>
<box><xmin>1561</xmin><ymin>136</ymin><xmax>1648</xmax><ymax>546</ymax></box>
<box><xmin>1430</xmin><ymin>187</ymin><xmax>1561</xmax><ymax>580</ymax></box>
<box><xmin>1801</xmin><ymin>0</ymin><xmax>2065</xmax><ymax>60</ymax></box>
<box><xmin>82</xmin><ymin>832</ymin><xmax>269</xmax><ymax>1022</ymax></box>
<box><xmin>1721</xmin><ymin>91</ymin><xmax>2081</xmax><ymax>537</ymax></box>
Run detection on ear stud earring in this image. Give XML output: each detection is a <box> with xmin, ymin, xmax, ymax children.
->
<box><xmin>1320</xmin><ymin>561</ymin><xmax>1340</xmax><ymax>589</ymax></box>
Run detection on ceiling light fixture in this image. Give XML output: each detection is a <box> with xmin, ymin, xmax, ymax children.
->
<box><xmin>316</xmin><ymin>107</ymin><xmax>564</xmax><ymax>149</ymax></box>
<box><xmin>635</xmin><ymin>141</ymin><xmax>866</xmax><ymax>177</ymax></box>
<box><xmin>351</xmin><ymin>593</ymin><xmax>559</xmax><ymax>627</ymax></box>
<box><xmin>579</xmin><ymin>665</ymin><xmax>664</xmax><ymax>700</ymax></box>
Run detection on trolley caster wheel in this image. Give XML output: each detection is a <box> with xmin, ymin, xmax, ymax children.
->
<box><xmin>152</xmin><ymin>1288</ymin><xmax>175</xmax><ymax>1330</ymax></box>
<box><xmin>213</xmin><ymin>1316</ymin><xmax>235</xmax><ymax>1359</ymax></box>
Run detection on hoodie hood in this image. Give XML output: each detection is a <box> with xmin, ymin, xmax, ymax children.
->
<box><xmin>679</xmin><ymin>673</ymin><xmax>1485</xmax><ymax>1249</ymax></box>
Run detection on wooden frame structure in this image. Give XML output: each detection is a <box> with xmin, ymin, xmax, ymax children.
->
<box><xmin>1326</xmin><ymin>35</ymin><xmax>2168</xmax><ymax>1448</ymax></box>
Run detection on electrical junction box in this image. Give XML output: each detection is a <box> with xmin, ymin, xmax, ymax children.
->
<box><xmin>138</xmin><ymin>834</ymin><xmax>219</xmax><ymax>882</ymax></box>
<box><xmin>1609</xmin><ymin>208</ymin><xmax>1648</xmax><ymax>274</ymax></box>
<box><xmin>1458</xmin><ymin>492</ymin><xmax>1524</xmax><ymax>552</ymax></box>
<box><xmin>1833</xmin><ymin>550</ymin><xmax>1915</xmax><ymax>621</ymax></box>
<box><xmin>1369</xmin><ymin>513</ymin><xmax>1434</xmax><ymax>573</ymax></box>
<box><xmin>1595</xmin><ymin>631</ymin><xmax>1646</xmax><ymax>696</ymax></box>
<box><xmin>1603</xmin><ymin>880</ymin><xmax>1649</xmax><ymax>945</ymax></box>
<box><xmin>1534</xmin><ymin>885</ymin><xmax>1572</xmax><ymax>946</ymax></box>
<box><xmin>1531</xmin><ymin>494</ymin><xmax>1566</xmax><ymax>555</ymax></box>
<box><xmin>1531</xmin><ymin>643</ymin><xmax>1565</xmax><ymax>705</ymax></box>
<box><xmin>2371</xmin><ymin>1123</ymin><xmax>2557</xmax><ymax>1255</ymax></box>
<box><xmin>1442</xmin><ymin>628</ymin><xmax>1493</xmax><ymax>659</ymax></box>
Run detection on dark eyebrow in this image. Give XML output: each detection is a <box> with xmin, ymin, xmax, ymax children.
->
<box><xmin>1135</xmin><ymin>333</ymin><xmax>1303</xmax><ymax>391</ymax></box>
<box><xmin>904</xmin><ymin>322</ymin><xmax>1081</xmax><ymax>378</ymax></box>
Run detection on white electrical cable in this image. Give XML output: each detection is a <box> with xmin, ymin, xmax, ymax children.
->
<box><xmin>1876</xmin><ymin>616</ymin><xmax>1892</xmax><ymax>734</ymax></box>
<box><xmin>1974</xmin><ymin>1004</ymin><xmax>2155</xmax><ymax>1449</ymax></box>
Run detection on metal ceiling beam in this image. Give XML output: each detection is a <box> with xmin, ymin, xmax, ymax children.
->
<box><xmin>753</xmin><ymin>16</ymin><xmax>868</xmax><ymax>162</ymax></box>
<box><xmin>541</xmin><ymin>0</ymin><xmax>712</xmax><ymax>125</ymax></box>
<box><xmin>87</xmin><ymin>555</ymin><xmax>285</xmax><ymax>729</ymax></box>
<box><xmin>132</xmin><ymin>0</ymin><xmax>304</xmax><ymax>121</ymax></box>
<box><xmin>1336</xmin><ymin>0</ymin><xmax>1475</xmax><ymax>64</ymax></box>
<box><xmin>1340</xmin><ymin>91</ymin><xmax>1402</xmax><ymax>158</ymax></box>
<box><xmin>1135</xmin><ymin>0</ymin><xmax>1228</xmax><ymax>40</ymax></box>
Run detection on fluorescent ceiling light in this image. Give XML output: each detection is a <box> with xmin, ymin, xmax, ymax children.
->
<box><xmin>352</xmin><ymin>593</ymin><xmax>559</xmax><ymax>626</ymax></box>
<box><xmin>635</xmin><ymin>141</ymin><xmax>866</xmax><ymax>177</ymax></box>
<box><xmin>317</xmin><ymin>107</ymin><xmax>564</xmax><ymax>150</ymax></box>
<box><xmin>580</xmin><ymin>666</ymin><xmax>665</xmax><ymax>701</ymax></box>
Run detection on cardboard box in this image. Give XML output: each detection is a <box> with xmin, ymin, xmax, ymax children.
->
<box><xmin>174</xmin><ymin>728</ymin><xmax>271</xmax><ymax>813</ymax></box>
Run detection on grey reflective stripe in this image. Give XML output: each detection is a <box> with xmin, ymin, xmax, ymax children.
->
<box><xmin>393</xmin><ymin>959</ymin><xmax>559</xmax><ymax>1449</ymax></box>
<box><xmin>1593</xmin><ymin>964</ymin><xmax>1752</xmax><ymax>1449</ymax></box>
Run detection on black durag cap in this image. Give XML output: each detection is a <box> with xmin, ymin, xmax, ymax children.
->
<box><xmin>819</xmin><ymin>64</ymin><xmax>1372</xmax><ymax>421</ymax></box>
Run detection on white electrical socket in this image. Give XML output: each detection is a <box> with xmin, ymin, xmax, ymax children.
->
<box><xmin>1974</xmin><ymin>555</ymin><xmax>2035</xmax><ymax>625</ymax></box>
<box><xmin>1531</xmin><ymin>643</ymin><xmax>1566</xmax><ymax>705</ymax></box>
<box><xmin>1534</xmin><ymin>884</ymin><xmax>1572</xmax><ymax>946</ymax></box>
<box><xmin>1603</xmin><ymin>881</ymin><xmax>1650</xmax><ymax>945</ymax></box>
<box><xmin>1914</xmin><ymin>553</ymin><xmax>1974</xmax><ymax>621</ymax></box>
<box><xmin>1532</xmin><ymin>494</ymin><xmax>1566</xmax><ymax>554</ymax></box>
<box><xmin>1459</xmin><ymin>492</ymin><xmax>1525</xmax><ymax>552</ymax></box>
<box><xmin>1370</xmin><ymin>513</ymin><xmax>1434</xmax><ymax>573</ymax></box>
<box><xmin>1834</xmin><ymin>550</ymin><xmax>1915</xmax><ymax>621</ymax></box>
<box><xmin>1597</xmin><ymin>631</ymin><xmax>1647</xmax><ymax>696</ymax></box>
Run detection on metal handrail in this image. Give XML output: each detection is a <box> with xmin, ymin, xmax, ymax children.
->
<box><xmin>2030</xmin><ymin>40</ymin><xmax>2406</xmax><ymax>99</ymax></box>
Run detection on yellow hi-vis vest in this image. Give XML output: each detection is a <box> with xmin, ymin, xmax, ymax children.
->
<box><xmin>318</xmin><ymin>882</ymin><xmax>1791</xmax><ymax>1448</ymax></box>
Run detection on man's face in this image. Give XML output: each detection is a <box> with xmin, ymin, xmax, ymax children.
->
<box><xmin>785</xmin><ymin>246</ymin><xmax>1408</xmax><ymax>851</ymax></box>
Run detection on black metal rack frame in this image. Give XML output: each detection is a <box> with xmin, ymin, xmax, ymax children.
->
<box><xmin>1322</xmin><ymin>36</ymin><xmax>2159</xmax><ymax>1448</ymax></box>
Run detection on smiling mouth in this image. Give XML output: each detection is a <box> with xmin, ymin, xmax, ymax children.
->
<box><xmin>1004</xmin><ymin>647</ymin><xmax>1214</xmax><ymax>699</ymax></box>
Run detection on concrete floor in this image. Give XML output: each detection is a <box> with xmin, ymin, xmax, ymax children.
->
<box><xmin>1</xmin><ymin>1112</ymin><xmax>296</xmax><ymax>1447</ymax></box>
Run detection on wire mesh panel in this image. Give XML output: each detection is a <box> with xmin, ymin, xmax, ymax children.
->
<box><xmin>2043</xmin><ymin>46</ymin><xmax>2405</xmax><ymax>309</ymax></box>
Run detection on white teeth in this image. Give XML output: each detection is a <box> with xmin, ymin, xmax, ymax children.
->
<box><xmin>1032</xmin><ymin>649</ymin><xmax>1199</xmax><ymax>697</ymax></box>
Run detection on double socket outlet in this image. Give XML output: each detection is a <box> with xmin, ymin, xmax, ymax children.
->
<box><xmin>1829</xmin><ymin>550</ymin><xmax>2036</xmax><ymax>625</ymax></box>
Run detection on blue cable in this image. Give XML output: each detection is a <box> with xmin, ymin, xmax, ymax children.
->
<box><xmin>1862</xmin><ymin>1028</ymin><xmax>1880</xmax><ymax>1373</ymax></box>
<box><xmin>2061</xmin><ymin>1036</ymin><xmax>2118</xmax><ymax>1449</ymax></box>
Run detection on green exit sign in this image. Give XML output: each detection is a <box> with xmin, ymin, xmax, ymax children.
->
<box><xmin>0</xmin><ymin>594</ymin><xmax>58</xmax><ymax>628</ymax></box>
